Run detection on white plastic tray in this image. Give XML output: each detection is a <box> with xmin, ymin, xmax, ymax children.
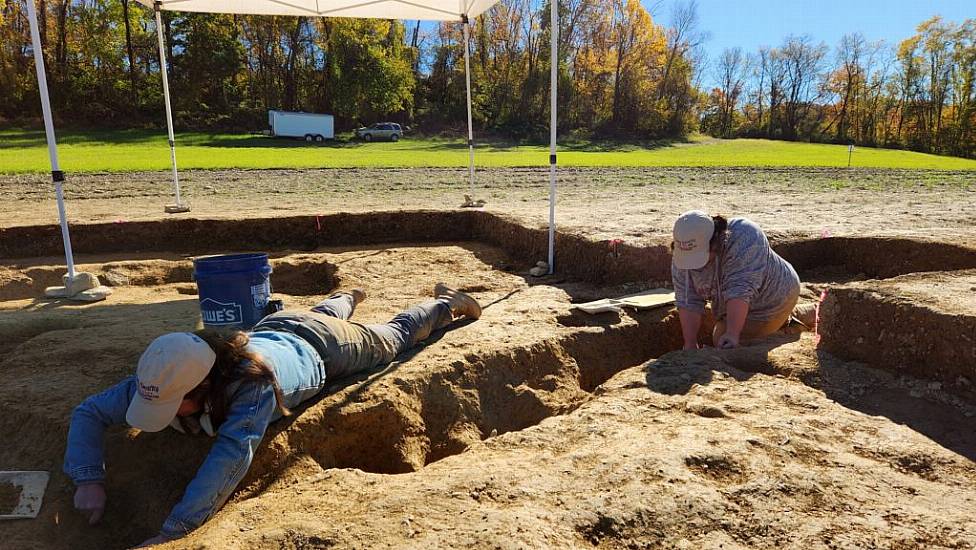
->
<box><xmin>0</xmin><ymin>471</ymin><xmax>49</xmax><ymax>520</ymax></box>
<box><xmin>573</xmin><ymin>289</ymin><xmax>676</xmax><ymax>315</ymax></box>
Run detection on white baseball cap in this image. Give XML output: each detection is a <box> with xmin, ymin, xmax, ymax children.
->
<box><xmin>126</xmin><ymin>332</ymin><xmax>216</xmax><ymax>432</ymax></box>
<box><xmin>672</xmin><ymin>210</ymin><xmax>715</xmax><ymax>270</ymax></box>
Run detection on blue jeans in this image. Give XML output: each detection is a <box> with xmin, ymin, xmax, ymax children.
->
<box><xmin>253</xmin><ymin>293</ymin><xmax>454</xmax><ymax>380</ymax></box>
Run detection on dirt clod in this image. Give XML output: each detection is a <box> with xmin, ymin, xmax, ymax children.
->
<box><xmin>686</xmin><ymin>401</ymin><xmax>728</xmax><ymax>418</ymax></box>
<box><xmin>684</xmin><ymin>454</ymin><xmax>747</xmax><ymax>483</ymax></box>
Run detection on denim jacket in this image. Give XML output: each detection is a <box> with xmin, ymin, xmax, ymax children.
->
<box><xmin>63</xmin><ymin>331</ymin><xmax>326</xmax><ymax>540</ymax></box>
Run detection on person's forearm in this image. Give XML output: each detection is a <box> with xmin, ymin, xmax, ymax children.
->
<box><xmin>161</xmin><ymin>436</ymin><xmax>255</xmax><ymax>540</ymax></box>
<box><xmin>724</xmin><ymin>299</ymin><xmax>749</xmax><ymax>338</ymax></box>
<box><xmin>64</xmin><ymin>379</ymin><xmax>136</xmax><ymax>484</ymax></box>
<box><xmin>678</xmin><ymin>308</ymin><xmax>703</xmax><ymax>349</ymax></box>
<box><xmin>163</xmin><ymin>383</ymin><xmax>275</xmax><ymax>539</ymax></box>
<box><xmin>65</xmin><ymin>406</ymin><xmax>109</xmax><ymax>483</ymax></box>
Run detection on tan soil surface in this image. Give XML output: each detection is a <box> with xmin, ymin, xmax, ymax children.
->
<box><xmin>845</xmin><ymin>269</ymin><xmax>976</xmax><ymax>317</ymax></box>
<box><xmin>0</xmin><ymin>481</ymin><xmax>21</xmax><ymax>515</ymax></box>
<box><xmin>818</xmin><ymin>269</ymin><xmax>976</xmax><ymax>391</ymax></box>
<box><xmin>3</xmin><ymin>167</ymin><xmax>975</xmax><ymax>241</ymax></box>
<box><xmin>0</xmin><ymin>237</ymin><xmax>973</xmax><ymax>548</ymax></box>
<box><xmin>172</xmin><ymin>337</ymin><xmax>976</xmax><ymax>550</ymax></box>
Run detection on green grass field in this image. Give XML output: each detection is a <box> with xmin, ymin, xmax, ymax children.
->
<box><xmin>2</xmin><ymin>129</ymin><xmax>975</xmax><ymax>173</ymax></box>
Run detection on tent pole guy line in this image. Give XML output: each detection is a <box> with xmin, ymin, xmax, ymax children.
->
<box><xmin>155</xmin><ymin>2</ymin><xmax>184</xmax><ymax>209</ymax></box>
<box><xmin>26</xmin><ymin>0</ymin><xmax>76</xmax><ymax>279</ymax></box>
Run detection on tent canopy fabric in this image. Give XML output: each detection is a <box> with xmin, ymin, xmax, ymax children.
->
<box><xmin>136</xmin><ymin>0</ymin><xmax>499</xmax><ymax>20</ymax></box>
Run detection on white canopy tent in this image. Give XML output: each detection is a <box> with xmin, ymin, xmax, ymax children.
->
<box><xmin>26</xmin><ymin>0</ymin><xmax>558</xmax><ymax>277</ymax></box>
<box><xmin>139</xmin><ymin>0</ymin><xmax>501</xmax><ymax>19</ymax></box>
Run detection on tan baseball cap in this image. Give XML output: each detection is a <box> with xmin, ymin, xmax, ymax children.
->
<box><xmin>126</xmin><ymin>332</ymin><xmax>216</xmax><ymax>432</ymax></box>
<box><xmin>672</xmin><ymin>210</ymin><xmax>714</xmax><ymax>270</ymax></box>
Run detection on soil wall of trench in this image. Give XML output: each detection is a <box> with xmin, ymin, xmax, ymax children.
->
<box><xmin>5</xmin><ymin>210</ymin><xmax>976</xmax><ymax>387</ymax></box>
<box><xmin>6</xmin><ymin>210</ymin><xmax>976</xmax><ymax>285</ymax></box>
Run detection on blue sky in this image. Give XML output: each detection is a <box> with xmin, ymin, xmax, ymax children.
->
<box><xmin>422</xmin><ymin>0</ymin><xmax>971</xmax><ymax>84</ymax></box>
<box><xmin>681</xmin><ymin>0</ymin><xmax>973</xmax><ymax>63</ymax></box>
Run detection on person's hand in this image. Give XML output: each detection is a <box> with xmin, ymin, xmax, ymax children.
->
<box><xmin>717</xmin><ymin>332</ymin><xmax>740</xmax><ymax>349</ymax></box>
<box><xmin>131</xmin><ymin>534</ymin><xmax>172</xmax><ymax>548</ymax></box>
<box><xmin>74</xmin><ymin>483</ymin><xmax>106</xmax><ymax>525</ymax></box>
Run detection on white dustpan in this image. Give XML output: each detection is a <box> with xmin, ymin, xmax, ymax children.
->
<box><xmin>0</xmin><ymin>471</ymin><xmax>49</xmax><ymax>520</ymax></box>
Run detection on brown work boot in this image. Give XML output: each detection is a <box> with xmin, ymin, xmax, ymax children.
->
<box><xmin>791</xmin><ymin>302</ymin><xmax>818</xmax><ymax>329</ymax></box>
<box><xmin>434</xmin><ymin>283</ymin><xmax>482</xmax><ymax>320</ymax></box>
<box><xmin>347</xmin><ymin>288</ymin><xmax>367</xmax><ymax>307</ymax></box>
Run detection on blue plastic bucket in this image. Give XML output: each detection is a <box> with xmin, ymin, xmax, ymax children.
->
<box><xmin>193</xmin><ymin>253</ymin><xmax>273</xmax><ymax>330</ymax></box>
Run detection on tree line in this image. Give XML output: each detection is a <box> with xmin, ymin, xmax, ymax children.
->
<box><xmin>700</xmin><ymin>17</ymin><xmax>976</xmax><ymax>158</ymax></box>
<box><xmin>1</xmin><ymin>0</ymin><xmax>974</xmax><ymax>158</ymax></box>
<box><xmin>0</xmin><ymin>0</ymin><xmax>704</xmax><ymax>139</ymax></box>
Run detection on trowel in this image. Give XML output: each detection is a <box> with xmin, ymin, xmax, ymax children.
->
<box><xmin>0</xmin><ymin>471</ymin><xmax>50</xmax><ymax>520</ymax></box>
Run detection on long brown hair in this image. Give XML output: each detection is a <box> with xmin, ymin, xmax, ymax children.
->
<box><xmin>709</xmin><ymin>215</ymin><xmax>729</xmax><ymax>251</ymax></box>
<box><xmin>190</xmin><ymin>329</ymin><xmax>291</xmax><ymax>428</ymax></box>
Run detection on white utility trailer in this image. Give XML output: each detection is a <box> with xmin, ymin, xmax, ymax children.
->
<box><xmin>268</xmin><ymin>110</ymin><xmax>334</xmax><ymax>142</ymax></box>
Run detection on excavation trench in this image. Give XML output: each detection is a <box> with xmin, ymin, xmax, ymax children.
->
<box><xmin>241</xmin><ymin>307</ymin><xmax>683</xmax><ymax>489</ymax></box>
<box><xmin>0</xmin><ymin>235</ymin><xmax>686</xmax><ymax>549</ymax></box>
<box><xmin>3</xmin><ymin>212</ymin><xmax>976</xmax><ymax>550</ymax></box>
<box><xmin>6</xmin><ymin>210</ymin><xmax>976</xmax><ymax>285</ymax></box>
<box><xmin>0</xmin><ymin>308</ymin><xmax>683</xmax><ymax>550</ymax></box>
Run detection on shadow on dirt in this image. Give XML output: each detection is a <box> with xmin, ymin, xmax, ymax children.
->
<box><xmin>810</xmin><ymin>349</ymin><xmax>976</xmax><ymax>463</ymax></box>
<box><xmin>643</xmin><ymin>335</ymin><xmax>976</xmax><ymax>464</ymax></box>
<box><xmin>642</xmin><ymin>337</ymin><xmax>797</xmax><ymax>395</ymax></box>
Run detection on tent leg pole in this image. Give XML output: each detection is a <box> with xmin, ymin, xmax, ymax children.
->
<box><xmin>462</xmin><ymin>17</ymin><xmax>475</xmax><ymax>199</ymax></box>
<box><xmin>27</xmin><ymin>0</ymin><xmax>75</xmax><ymax>280</ymax></box>
<box><xmin>548</xmin><ymin>0</ymin><xmax>558</xmax><ymax>275</ymax></box>
<box><xmin>155</xmin><ymin>4</ymin><xmax>183</xmax><ymax>210</ymax></box>
<box><xmin>54</xmin><ymin>180</ymin><xmax>74</xmax><ymax>278</ymax></box>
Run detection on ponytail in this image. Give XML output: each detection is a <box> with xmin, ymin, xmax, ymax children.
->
<box><xmin>191</xmin><ymin>329</ymin><xmax>291</xmax><ymax>428</ymax></box>
<box><xmin>709</xmin><ymin>215</ymin><xmax>729</xmax><ymax>251</ymax></box>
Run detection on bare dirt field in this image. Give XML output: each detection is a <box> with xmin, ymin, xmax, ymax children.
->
<box><xmin>2</xmin><ymin>167</ymin><xmax>975</xmax><ymax>242</ymax></box>
<box><xmin>0</xmin><ymin>168</ymin><xmax>975</xmax><ymax>549</ymax></box>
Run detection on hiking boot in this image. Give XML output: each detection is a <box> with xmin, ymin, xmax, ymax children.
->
<box><xmin>434</xmin><ymin>283</ymin><xmax>482</xmax><ymax>320</ymax></box>
<box><xmin>792</xmin><ymin>302</ymin><xmax>818</xmax><ymax>329</ymax></box>
<box><xmin>347</xmin><ymin>288</ymin><xmax>367</xmax><ymax>307</ymax></box>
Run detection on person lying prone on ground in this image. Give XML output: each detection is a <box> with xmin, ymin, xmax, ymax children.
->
<box><xmin>670</xmin><ymin>210</ymin><xmax>815</xmax><ymax>349</ymax></box>
<box><xmin>64</xmin><ymin>284</ymin><xmax>481</xmax><ymax>547</ymax></box>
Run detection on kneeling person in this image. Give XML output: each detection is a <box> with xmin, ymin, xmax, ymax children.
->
<box><xmin>671</xmin><ymin>210</ymin><xmax>806</xmax><ymax>349</ymax></box>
